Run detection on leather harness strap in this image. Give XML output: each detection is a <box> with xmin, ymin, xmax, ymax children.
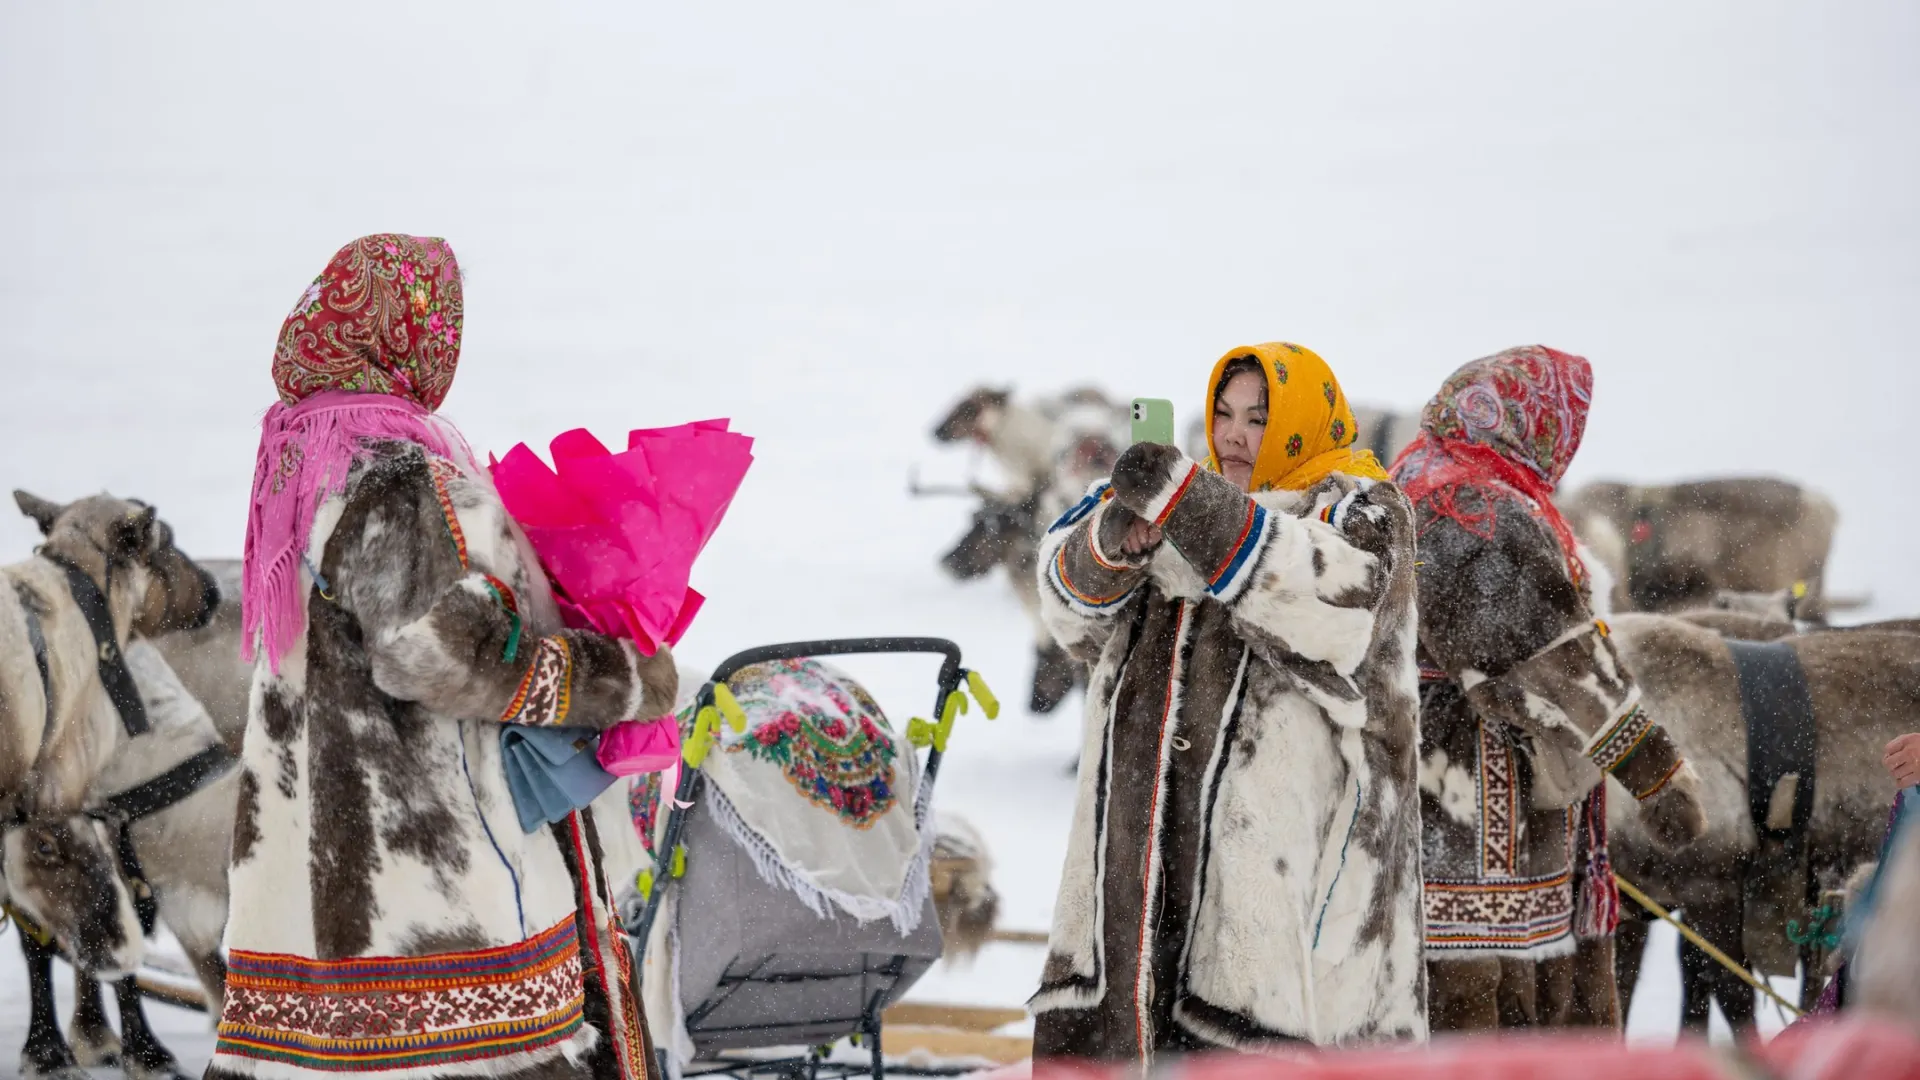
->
<box><xmin>101</xmin><ymin>744</ymin><xmax>236</xmax><ymax>825</ymax></box>
<box><xmin>1727</xmin><ymin>638</ymin><xmax>1818</xmax><ymax>846</ymax></box>
<box><xmin>39</xmin><ymin>554</ymin><xmax>149</xmax><ymax>737</ymax></box>
<box><xmin>92</xmin><ymin>746</ymin><xmax>239</xmax><ymax>938</ymax></box>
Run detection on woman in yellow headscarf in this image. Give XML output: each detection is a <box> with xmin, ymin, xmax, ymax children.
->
<box><xmin>1029</xmin><ymin>344</ymin><xmax>1424</xmax><ymax>1062</ymax></box>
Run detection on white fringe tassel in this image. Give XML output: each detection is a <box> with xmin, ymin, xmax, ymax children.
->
<box><xmin>702</xmin><ymin>782</ymin><xmax>932</xmax><ymax>936</ymax></box>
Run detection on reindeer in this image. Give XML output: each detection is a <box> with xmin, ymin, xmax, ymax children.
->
<box><xmin>1602</xmin><ymin>613</ymin><xmax>1920</xmax><ymax>1034</ymax></box>
<box><xmin>3</xmin><ymin>639</ymin><xmax>235</xmax><ymax>1080</ymax></box>
<box><xmin>1561</xmin><ymin>478</ymin><xmax>1842</xmax><ymax>620</ymax></box>
<box><xmin>2</xmin><ymin>492</ymin><xmax>218</xmax><ymax>816</ymax></box>
<box><xmin>0</xmin><ymin>490</ymin><xmax>219</xmax><ymax>1078</ymax></box>
<box><xmin>930</xmin><ymin>387</ymin><xmax>1123</xmax><ymax>713</ymax></box>
<box><xmin>148</xmin><ymin>558</ymin><xmax>246</xmax><ymax>755</ymax></box>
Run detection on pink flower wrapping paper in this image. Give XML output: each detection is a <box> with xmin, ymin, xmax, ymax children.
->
<box><xmin>491</xmin><ymin>419</ymin><xmax>754</xmax><ymax>775</ymax></box>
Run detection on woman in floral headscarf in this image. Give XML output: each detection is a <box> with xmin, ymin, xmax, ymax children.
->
<box><xmin>211</xmin><ymin>235</ymin><xmax>677</xmax><ymax>1080</ymax></box>
<box><xmin>1029</xmin><ymin>343</ymin><xmax>1425</xmax><ymax>1062</ymax></box>
<box><xmin>1391</xmin><ymin>346</ymin><xmax>1707</xmax><ymax>1032</ymax></box>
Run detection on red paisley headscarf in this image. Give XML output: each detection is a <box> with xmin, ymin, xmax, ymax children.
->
<box><xmin>1389</xmin><ymin>346</ymin><xmax>1593</xmax><ymax>577</ymax></box>
<box><xmin>243</xmin><ymin>234</ymin><xmax>470</xmax><ymax>672</ymax></box>
<box><xmin>272</xmin><ymin>234</ymin><xmax>463</xmax><ymax>406</ymax></box>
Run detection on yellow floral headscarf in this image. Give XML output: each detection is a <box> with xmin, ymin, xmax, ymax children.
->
<box><xmin>1203</xmin><ymin>342</ymin><xmax>1391</xmax><ymax>492</ymax></box>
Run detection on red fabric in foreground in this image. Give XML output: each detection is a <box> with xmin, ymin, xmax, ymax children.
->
<box><xmin>1024</xmin><ymin>1017</ymin><xmax>1920</xmax><ymax>1079</ymax></box>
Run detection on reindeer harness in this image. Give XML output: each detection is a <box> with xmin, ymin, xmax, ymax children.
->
<box><xmin>1727</xmin><ymin>639</ymin><xmax>1819</xmax><ymax>848</ymax></box>
<box><xmin>6</xmin><ymin>548</ymin><xmax>234</xmax><ymax>941</ymax></box>
<box><xmin>1726</xmin><ymin>636</ymin><xmax>1821</xmax><ymax>977</ymax></box>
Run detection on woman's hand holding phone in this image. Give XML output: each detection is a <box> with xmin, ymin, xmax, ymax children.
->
<box><xmin>1121</xmin><ymin>517</ymin><xmax>1164</xmax><ymax>557</ymax></box>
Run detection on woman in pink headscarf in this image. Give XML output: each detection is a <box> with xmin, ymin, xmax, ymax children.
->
<box><xmin>1392</xmin><ymin>347</ymin><xmax>1707</xmax><ymax>1032</ymax></box>
<box><xmin>211</xmin><ymin>235</ymin><xmax>676</xmax><ymax>1080</ymax></box>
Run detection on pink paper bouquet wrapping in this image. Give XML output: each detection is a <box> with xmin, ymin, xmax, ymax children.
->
<box><xmin>490</xmin><ymin>419</ymin><xmax>754</xmax><ymax>776</ymax></box>
<box><xmin>593</xmin><ymin>717</ymin><xmax>682</xmax><ymax>776</ymax></box>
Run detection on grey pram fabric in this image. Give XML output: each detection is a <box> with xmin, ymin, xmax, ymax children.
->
<box><xmin>671</xmin><ymin>802</ymin><xmax>942</xmax><ymax>1055</ymax></box>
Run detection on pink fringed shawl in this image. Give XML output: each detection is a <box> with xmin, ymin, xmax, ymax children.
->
<box><xmin>242</xmin><ymin>392</ymin><xmax>461</xmax><ymax>671</ymax></box>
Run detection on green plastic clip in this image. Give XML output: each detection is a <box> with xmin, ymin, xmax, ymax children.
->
<box><xmin>929</xmin><ymin>690</ymin><xmax>969</xmax><ymax>752</ymax></box>
<box><xmin>634</xmin><ymin>868</ymin><xmax>654</xmax><ymax>901</ymax></box>
<box><xmin>684</xmin><ymin>705</ymin><xmax>721</xmax><ymax>768</ymax></box>
<box><xmin>965</xmin><ymin>669</ymin><xmax>1000</xmax><ymax>719</ymax></box>
<box><xmin>671</xmin><ymin>844</ymin><xmax>688</xmax><ymax>878</ymax></box>
<box><xmin>713</xmin><ymin>683</ymin><xmax>748</xmax><ymax>733</ymax></box>
<box><xmin>906</xmin><ymin>717</ymin><xmax>937</xmax><ymax>749</ymax></box>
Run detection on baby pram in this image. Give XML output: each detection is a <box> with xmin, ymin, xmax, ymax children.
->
<box><xmin>625</xmin><ymin>638</ymin><xmax>998</xmax><ymax>1080</ymax></box>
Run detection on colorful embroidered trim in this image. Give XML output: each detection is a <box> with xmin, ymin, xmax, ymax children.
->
<box><xmin>1048</xmin><ymin>481</ymin><xmax>1113</xmax><ymax>534</ymax></box>
<box><xmin>1479</xmin><ymin>721</ymin><xmax>1518</xmax><ymax>878</ymax></box>
<box><xmin>1585</xmin><ymin>703</ymin><xmax>1656</xmax><ymax>776</ymax></box>
<box><xmin>1206</xmin><ymin>503</ymin><xmax>1268</xmax><ymax>598</ymax></box>
<box><xmin>565</xmin><ymin>816</ymin><xmax>647</xmax><ymax>1078</ymax></box>
<box><xmin>1086</xmin><ymin>517</ymin><xmax>1139</xmax><ymax>572</ymax></box>
<box><xmin>1146</xmin><ymin>463</ymin><xmax>1200</xmax><ymax>526</ymax></box>
<box><xmin>1206</xmin><ymin>501</ymin><xmax>1258</xmax><ymax>587</ymax></box>
<box><xmin>1050</xmin><ymin>543</ymin><xmax>1134</xmax><ymax>611</ymax></box>
<box><xmin>215</xmin><ymin>919</ymin><xmax>584</xmax><ymax>1071</ymax></box>
<box><xmin>1423</xmin><ymin>869</ymin><xmax>1576</xmax><ymax>953</ymax></box>
<box><xmin>631</xmin><ymin>770</ymin><xmax>663</xmax><ymax>859</ymax></box>
<box><xmin>1633</xmin><ymin>757</ymin><xmax>1687</xmax><ymax>801</ymax></box>
<box><xmin>428</xmin><ymin>456</ymin><xmax>525</xmax><ymax>663</ymax></box>
<box><xmin>427</xmin><ymin>457</ymin><xmax>472</xmax><ymax>569</ymax></box>
<box><xmin>502</xmin><ymin>636</ymin><xmax>574</xmax><ymax>726</ymax></box>
<box><xmin>480</xmin><ymin>573</ymin><xmax>523</xmax><ymax>663</ymax></box>
<box><xmin>1427</xmin><ymin>805</ymin><xmax>1579</xmax><ymax>955</ymax></box>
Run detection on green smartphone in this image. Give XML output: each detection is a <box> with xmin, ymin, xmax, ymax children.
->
<box><xmin>1130</xmin><ymin>398</ymin><xmax>1175</xmax><ymax>446</ymax></box>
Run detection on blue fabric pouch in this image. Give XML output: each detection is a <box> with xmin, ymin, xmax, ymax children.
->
<box><xmin>500</xmin><ymin>725</ymin><xmax>618</xmax><ymax>834</ymax></box>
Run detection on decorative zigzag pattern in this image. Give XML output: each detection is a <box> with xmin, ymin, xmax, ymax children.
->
<box><xmin>216</xmin><ymin>919</ymin><xmax>585</xmax><ymax>1072</ymax></box>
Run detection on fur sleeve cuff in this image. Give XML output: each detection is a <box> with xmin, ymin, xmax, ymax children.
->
<box><xmin>1140</xmin><ymin>460</ymin><xmax>1202</xmax><ymax>526</ymax></box>
<box><xmin>1043</xmin><ymin>507</ymin><xmax>1147</xmax><ymax>617</ymax></box>
<box><xmin>1110</xmin><ymin>443</ymin><xmax>1200</xmax><ymax>523</ymax></box>
<box><xmin>1089</xmin><ymin>501</ymin><xmax>1151</xmax><ymax>570</ymax></box>
<box><xmin>627</xmin><ymin>641</ymin><xmax>680</xmax><ymax>719</ymax></box>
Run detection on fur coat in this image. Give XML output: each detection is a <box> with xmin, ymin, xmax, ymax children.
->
<box><xmin>1029</xmin><ymin>445</ymin><xmax>1426</xmax><ymax>1060</ymax></box>
<box><xmin>1415</xmin><ymin>489</ymin><xmax>1704</xmax><ymax>962</ymax></box>
<box><xmin>209</xmin><ymin>444</ymin><xmax>678</xmax><ymax>1080</ymax></box>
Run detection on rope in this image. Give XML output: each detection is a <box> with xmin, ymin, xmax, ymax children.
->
<box><xmin>1613</xmin><ymin>872</ymin><xmax>1804</xmax><ymax>1019</ymax></box>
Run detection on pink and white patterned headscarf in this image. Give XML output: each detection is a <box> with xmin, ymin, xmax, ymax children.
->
<box><xmin>1391</xmin><ymin>346</ymin><xmax>1593</xmax><ymax>572</ymax></box>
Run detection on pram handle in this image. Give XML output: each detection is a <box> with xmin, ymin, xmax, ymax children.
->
<box><xmin>702</xmin><ymin>637</ymin><xmax>962</xmax><ymax>689</ymax></box>
<box><xmin>629</xmin><ymin>637</ymin><xmax>972</xmax><ymax>963</ymax></box>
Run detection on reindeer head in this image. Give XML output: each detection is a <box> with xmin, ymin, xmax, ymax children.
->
<box><xmin>0</xmin><ymin>811</ymin><xmax>146</xmax><ymax>977</ymax></box>
<box><xmin>15</xmin><ymin>491</ymin><xmax>220</xmax><ymax>637</ymax></box>
<box><xmin>932</xmin><ymin>388</ymin><xmax>1012</xmax><ymax>445</ymax></box>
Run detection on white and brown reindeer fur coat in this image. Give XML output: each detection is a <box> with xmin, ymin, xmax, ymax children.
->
<box><xmin>1029</xmin><ymin>445</ymin><xmax>1425</xmax><ymax>1060</ymax></box>
<box><xmin>1411</xmin><ymin>488</ymin><xmax>1709</xmax><ymax>1031</ymax></box>
<box><xmin>210</xmin><ymin>444</ymin><xmax>677</xmax><ymax>1080</ymax></box>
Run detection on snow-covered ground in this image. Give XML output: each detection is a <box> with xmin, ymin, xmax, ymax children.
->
<box><xmin>3</xmin><ymin>1</ymin><xmax>1917</xmax><ymax>1072</ymax></box>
